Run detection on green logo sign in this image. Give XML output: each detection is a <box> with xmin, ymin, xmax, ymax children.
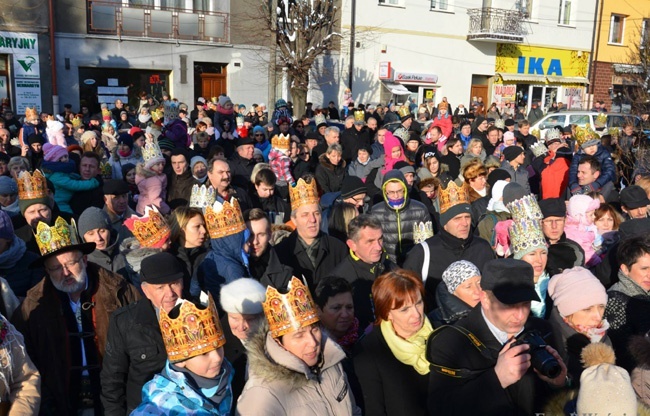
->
<box><xmin>17</xmin><ymin>56</ymin><xmax>36</xmax><ymax>72</ymax></box>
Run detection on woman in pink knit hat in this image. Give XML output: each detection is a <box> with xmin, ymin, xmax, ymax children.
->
<box><xmin>547</xmin><ymin>266</ymin><xmax>610</xmax><ymax>387</ymax></box>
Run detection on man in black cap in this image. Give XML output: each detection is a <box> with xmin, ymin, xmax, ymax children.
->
<box><xmin>427</xmin><ymin>258</ymin><xmax>567</xmax><ymax>415</ymax></box>
<box><xmin>102</xmin><ymin>179</ymin><xmax>135</xmax><ymax>244</ymax></box>
<box><xmin>504</xmin><ymin>118</ymin><xmax>516</xmax><ymax>133</ymax></box>
<box><xmin>101</xmin><ymin>252</ymin><xmax>185</xmax><ymax>414</ymax></box>
<box><xmin>537</xmin><ymin>197</ymin><xmax>585</xmax><ymax>274</ymax></box>
<box><xmin>501</xmin><ymin>145</ymin><xmax>530</xmax><ymax>193</ymax></box>
<box><xmin>620</xmin><ymin>185</ymin><xmax>649</xmax><ymax>219</ymax></box>
<box><xmin>12</xmin><ymin>217</ymin><xmax>140</xmax><ymax>415</ymax></box>
<box><xmin>228</xmin><ymin>135</ymin><xmax>256</xmax><ymax>191</ymax></box>
<box><xmin>472</xmin><ymin>116</ymin><xmax>489</xmax><ymax>146</ymax></box>
<box><xmin>320</xmin><ymin>175</ymin><xmax>368</xmax><ymax>235</ymax></box>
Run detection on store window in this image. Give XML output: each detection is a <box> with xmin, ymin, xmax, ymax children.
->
<box><xmin>430</xmin><ymin>0</ymin><xmax>448</xmax><ymax>11</ymax></box>
<box><xmin>609</xmin><ymin>14</ymin><xmax>625</xmax><ymax>45</ymax></box>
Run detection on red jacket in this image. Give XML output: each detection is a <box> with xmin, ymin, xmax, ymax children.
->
<box><xmin>540</xmin><ymin>152</ymin><xmax>570</xmax><ymax>199</ymax></box>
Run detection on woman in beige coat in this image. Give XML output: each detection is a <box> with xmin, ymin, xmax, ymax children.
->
<box><xmin>236</xmin><ymin>277</ymin><xmax>361</xmax><ymax>416</ymax></box>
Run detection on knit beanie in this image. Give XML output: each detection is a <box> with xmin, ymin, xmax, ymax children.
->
<box><xmin>581</xmin><ymin>138</ymin><xmax>601</xmax><ymax>149</ymax></box>
<box><xmin>503</xmin><ymin>131</ymin><xmax>515</xmax><ymax>144</ymax></box>
<box><xmin>442</xmin><ymin>260</ymin><xmax>481</xmax><ymax>294</ymax></box>
<box><xmin>42</xmin><ymin>143</ymin><xmax>68</xmax><ymax>162</ymax></box>
<box><xmin>190</xmin><ymin>156</ymin><xmax>208</xmax><ymax>172</ymax></box>
<box><xmin>547</xmin><ymin>266</ymin><xmax>607</xmax><ymax>317</ymax></box>
<box><xmin>27</xmin><ymin>134</ymin><xmax>45</xmax><ymax>146</ymax></box>
<box><xmin>118</xmin><ymin>133</ymin><xmax>134</xmax><ymax>150</ymax></box>
<box><xmin>487</xmin><ymin>169</ymin><xmax>511</xmax><ymax>197</ymax></box>
<box><xmin>158</xmin><ymin>138</ymin><xmax>175</xmax><ymax>152</ymax></box>
<box><xmin>340</xmin><ymin>176</ymin><xmax>367</xmax><ymax>200</ymax></box>
<box><xmin>567</xmin><ymin>194</ymin><xmax>600</xmax><ymax>220</ymax></box>
<box><xmin>502</xmin><ymin>182</ymin><xmax>528</xmax><ymax>206</ymax></box>
<box><xmin>577</xmin><ymin>343</ymin><xmax>637</xmax><ymax>416</ymax></box>
<box><xmin>503</xmin><ymin>145</ymin><xmax>524</xmax><ymax>162</ymax></box>
<box><xmin>253</xmin><ymin>125</ymin><xmax>265</xmax><ymax>135</ymax></box>
<box><xmin>0</xmin><ymin>176</ymin><xmax>18</xmax><ymax>196</ymax></box>
<box><xmin>81</xmin><ymin>130</ymin><xmax>98</xmax><ymax>145</ymax></box>
<box><xmin>220</xmin><ymin>278</ymin><xmax>267</xmax><ymax>315</ymax></box>
<box><xmin>218</xmin><ymin>95</ymin><xmax>232</xmax><ymax>108</ymax></box>
<box><xmin>0</xmin><ymin>210</ymin><xmax>13</xmax><ymax>241</ymax></box>
<box><xmin>78</xmin><ymin>207</ymin><xmax>112</xmax><ymax>240</ymax></box>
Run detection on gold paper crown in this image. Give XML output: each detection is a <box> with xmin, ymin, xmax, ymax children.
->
<box><xmin>354</xmin><ymin>110</ymin><xmax>365</xmax><ymax>122</ymax></box>
<box><xmin>24</xmin><ymin>107</ymin><xmax>38</xmax><ymax>121</ymax></box>
<box><xmin>100</xmin><ymin>161</ymin><xmax>113</xmax><ymax>179</ymax></box>
<box><xmin>151</xmin><ymin>108</ymin><xmax>163</xmax><ymax>123</ymax></box>
<box><xmin>530</xmin><ymin>141</ymin><xmax>548</xmax><ymax>158</ymax></box>
<box><xmin>189</xmin><ymin>184</ymin><xmax>216</xmax><ymax>208</ymax></box>
<box><xmin>34</xmin><ymin>217</ymin><xmax>81</xmax><ymax>257</ymax></box>
<box><xmin>289</xmin><ymin>177</ymin><xmax>319</xmax><ymax>211</ymax></box>
<box><xmin>124</xmin><ymin>206</ymin><xmax>171</xmax><ymax>248</ymax></box>
<box><xmin>142</xmin><ymin>139</ymin><xmax>164</xmax><ymax>164</ymax></box>
<box><xmin>509</xmin><ymin>217</ymin><xmax>547</xmax><ymax>257</ymax></box>
<box><xmin>71</xmin><ymin>115</ymin><xmax>82</xmax><ymax>128</ymax></box>
<box><xmin>159</xmin><ymin>292</ymin><xmax>226</xmax><ymax>363</ymax></box>
<box><xmin>575</xmin><ymin>125</ymin><xmax>597</xmax><ymax>147</ymax></box>
<box><xmin>413</xmin><ymin>221</ymin><xmax>434</xmax><ymax>244</ymax></box>
<box><xmin>102</xmin><ymin>108</ymin><xmax>111</xmax><ymax>119</ymax></box>
<box><xmin>271</xmin><ymin>133</ymin><xmax>291</xmax><ymax>151</ymax></box>
<box><xmin>438</xmin><ymin>181</ymin><xmax>470</xmax><ymax>214</ymax></box>
<box><xmin>263</xmin><ymin>277</ymin><xmax>320</xmax><ymax>338</ymax></box>
<box><xmin>595</xmin><ymin>112</ymin><xmax>608</xmax><ymax>126</ymax></box>
<box><xmin>204</xmin><ymin>198</ymin><xmax>246</xmax><ymax>239</ymax></box>
<box><xmin>531</xmin><ymin>128</ymin><xmax>541</xmax><ymax>139</ymax></box>
<box><xmin>314</xmin><ymin>114</ymin><xmax>327</xmax><ymax>126</ymax></box>
<box><xmin>506</xmin><ymin>194</ymin><xmax>543</xmax><ymax>222</ymax></box>
<box><xmin>398</xmin><ymin>106</ymin><xmax>411</xmax><ymax>118</ymax></box>
<box><xmin>17</xmin><ymin>170</ymin><xmax>48</xmax><ymax>201</ymax></box>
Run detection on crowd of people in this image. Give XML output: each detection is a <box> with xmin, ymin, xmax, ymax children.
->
<box><xmin>0</xmin><ymin>90</ymin><xmax>648</xmax><ymax>415</ymax></box>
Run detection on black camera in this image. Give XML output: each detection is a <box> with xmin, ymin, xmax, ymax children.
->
<box><xmin>511</xmin><ymin>331</ymin><xmax>561</xmax><ymax>379</ymax></box>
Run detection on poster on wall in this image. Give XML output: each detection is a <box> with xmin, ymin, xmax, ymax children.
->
<box><xmin>492</xmin><ymin>84</ymin><xmax>517</xmax><ymax>108</ymax></box>
<box><xmin>15</xmin><ymin>79</ymin><xmax>41</xmax><ymax>114</ymax></box>
<box><xmin>564</xmin><ymin>87</ymin><xmax>584</xmax><ymax>110</ymax></box>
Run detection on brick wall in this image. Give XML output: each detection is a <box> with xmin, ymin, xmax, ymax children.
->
<box><xmin>590</xmin><ymin>61</ymin><xmax>614</xmax><ymax>109</ymax></box>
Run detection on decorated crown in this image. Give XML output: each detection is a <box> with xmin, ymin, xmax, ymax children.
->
<box><xmin>595</xmin><ymin>112</ymin><xmax>608</xmax><ymax>126</ymax></box>
<box><xmin>314</xmin><ymin>113</ymin><xmax>327</xmax><ymax>126</ymax></box>
<box><xmin>509</xmin><ymin>217</ymin><xmax>547</xmax><ymax>257</ymax></box>
<box><xmin>530</xmin><ymin>141</ymin><xmax>548</xmax><ymax>158</ymax></box>
<box><xmin>24</xmin><ymin>107</ymin><xmax>38</xmax><ymax>122</ymax></box>
<box><xmin>142</xmin><ymin>139</ymin><xmax>164</xmax><ymax>164</ymax></box>
<box><xmin>545</xmin><ymin>128</ymin><xmax>562</xmax><ymax>143</ymax></box>
<box><xmin>271</xmin><ymin>133</ymin><xmax>291</xmax><ymax>151</ymax></box>
<box><xmin>494</xmin><ymin>119</ymin><xmax>505</xmax><ymax>129</ymax></box>
<box><xmin>393</xmin><ymin>127</ymin><xmax>410</xmax><ymax>143</ymax></box>
<box><xmin>159</xmin><ymin>292</ymin><xmax>226</xmax><ymax>363</ymax></box>
<box><xmin>575</xmin><ymin>125</ymin><xmax>598</xmax><ymax>147</ymax></box>
<box><xmin>506</xmin><ymin>194</ymin><xmax>543</xmax><ymax>222</ymax></box>
<box><xmin>204</xmin><ymin>198</ymin><xmax>246</xmax><ymax>239</ymax></box>
<box><xmin>398</xmin><ymin>106</ymin><xmax>411</xmax><ymax>118</ymax></box>
<box><xmin>102</xmin><ymin>108</ymin><xmax>111</xmax><ymax>120</ymax></box>
<box><xmin>413</xmin><ymin>221</ymin><xmax>434</xmax><ymax>244</ymax></box>
<box><xmin>71</xmin><ymin>115</ymin><xmax>82</xmax><ymax>129</ymax></box>
<box><xmin>124</xmin><ymin>206</ymin><xmax>171</xmax><ymax>248</ymax></box>
<box><xmin>151</xmin><ymin>108</ymin><xmax>163</xmax><ymax>123</ymax></box>
<box><xmin>99</xmin><ymin>161</ymin><xmax>113</xmax><ymax>179</ymax></box>
<box><xmin>289</xmin><ymin>177</ymin><xmax>319</xmax><ymax>211</ymax></box>
<box><xmin>189</xmin><ymin>184</ymin><xmax>216</xmax><ymax>208</ymax></box>
<box><xmin>354</xmin><ymin>110</ymin><xmax>365</xmax><ymax>122</ymax></box>
<box><xmin>263</xmin><ymin>277</ymin><xmax>320</xmax><ymax>338</ymax></box>
<box><xmin>17</xmin><ymin>170</ymin><xmax>48</xmax><ymax>201</ymax></box>
<box><xmin>438</xmin><ymin>180</ymin><xmax>470</xmax><ymax>214</ymax></box>
<box><xmin>608</xmin><ymin>126</ymin><xmax>620</xmax><ymax>138</ymax></box>
<box><xmin>236</xmin><ymin>116</ymin><xmax>244</xmax><ymax>128</ymax></box>
<box><xmin>34</xmin><ymin>217</ymin><xmax>82</xmax><ymax>257</ymax></box>
<box><xmin>531</xmin><ymin>128</ymin><xmax>541</xmax><ymax>139</ymax></box>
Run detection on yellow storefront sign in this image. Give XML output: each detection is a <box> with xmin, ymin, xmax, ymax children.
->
<box><xmin>495</xmin><ymin>44</ymin><xmax>589</xmax><ymax>78</ymax></box>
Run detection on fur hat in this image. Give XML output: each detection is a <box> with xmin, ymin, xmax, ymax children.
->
<box><xmin>219</xmin><ymin>278</ymin><xmax>266</xmax><ymax>315</ymax></box>
<box><xmin>577</xmin><ymin>343</ymin><xmax>637</xmax><ymax>416</ymax></box>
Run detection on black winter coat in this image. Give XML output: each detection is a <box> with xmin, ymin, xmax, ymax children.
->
<box><xmin>370</xmin><ymin>170</ymin><xmax>431</xmax><ymax>264</ymax></box>
<box><xmin>426</xmin><ymin>306</ymin><xmax>557</xmax><ymax>415</ymax></box>
<box><xmin>328</xmin><ymin>254</ymin><xmax>396</xmax><ymax>331</ymax></box>
<box><xmin>171</xmin><ymin>243</ymin><xmax>209</xmax><ymax>299</ymax></box>
<box><xmin>428</xmin><ymin>282</ymin><xmax>473</xmax><ymax>327</ymax></box>
<box><xmin>275</xmin><ymin>231</ymin><xmax>348</xmax><ymax>293</ymax></box>
<box><xmin>292</xmin><ymin>158</ymin><xmax>312</xmax><ymax>180</ymax></box>
<box><xmin>402</xmin><ymin>229</ymin><xmax>494</xmax><ymax>309</ymax></box>
<box><xmin>250</xmin><ymin>246</ymin><xmax>294</xmax><ymax>291</ymax></box>
<box><xmin>167</xmin><ymin>168</ymin><xmax>195</xmax><ymax>209</ymax></box>
<box><xmin>228</xmin><ymin>153</ymin><xmax>256</xmax><ymax>191</ymax></box>
<box><xmin>100</xmin><ymin>299</ymin><xmax>167</xmax><ymax>415</ymax></box>
<box><xmin>340</xmin><ymin>126</ymin><xmax>371</xmax><ymax>164</ymax></box>
<box><xmin>353</xmin><ymin>325</ymin><xmax>429</xmax><ymax>416</ymax></box>
<box><xmin>314</xmin><ymin>154</ymin><xmax>346</xmax><ymax>194</ymax></box>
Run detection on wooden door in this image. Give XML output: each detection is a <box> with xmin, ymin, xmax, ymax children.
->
<box><xmin>201</xmin><ymin>72</ymin><xmax>227</xmax><ymax>100</ymax></box>
<box><xmin>471</xmin><ymin>85</ymin><xmax>488</xmax><ymax>114</ymax></box>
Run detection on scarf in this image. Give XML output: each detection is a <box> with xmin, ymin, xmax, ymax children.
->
<box><xmin>387</xmin><ymin>197</ymin><xmax>405</xmax><ymax>209</ymax></box>
<box><xmin>337</xmin><ymin>318</ymin><xmax>359</xmax><ymax>350</ymax></box>
<box><xmin>380</xmin><ymin>317</ymin><xmax>434</xmax><ymax>375</ymax></box>
<box><xmin>138</xmin><ymin>114</ymin><xmax>151</xmax><ymax>124</ymax></box>
<box><xmin>0</xmin><ymin>236</ymin><xmax>26</xmax><ymax>269</ymax></box>
<box><xmin>531</xmin><ymin>271</ymin><xmax>550</xmax><ymax>318</ymax></box>
<box><xmin>565</xmin><ymin>318</ymin><xmax>610</xmax><ymax>343</ymax></box>
<box><xmin>118</xmin><ymin>149</ymin><xmax>132</xmax><ymax>158</ymax></box>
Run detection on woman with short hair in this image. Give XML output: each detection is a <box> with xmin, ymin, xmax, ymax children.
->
<box><xmin>315</xmin><ymin>143</ymin><xmax>346</xmax><ymax>193</ymax></box>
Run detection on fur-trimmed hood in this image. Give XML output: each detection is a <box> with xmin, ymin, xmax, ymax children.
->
<box><xmin>135</xmin><ymin>163</ymin><xmax>159</xmax><ymax>181</ymax></box>
<box><xmin>318</xmin><ymin>153</ymin><xmax>346</xmax><ymax>171</ymax></box>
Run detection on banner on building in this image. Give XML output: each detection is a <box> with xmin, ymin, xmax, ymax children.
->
<box><xmin>0</xmin><ymin>32</ymin><xmax>41</xmax><ymax>113</ymax></box>
<box><xmin>492</xmin><ymin>84</ymin><xmax>517</xmax><ymax>107</ymax></box>
<box><xmin>564</xmin><ymin>87</ymin><xmax>584</xmax><ymax>110</ymax></box>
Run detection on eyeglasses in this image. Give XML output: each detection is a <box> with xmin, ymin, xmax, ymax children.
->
<box><xmin>386</xmin><ymin>189</ymin><xmax>405</xmax><ymax>198</ymax></box>
<box><xmin>542</xmin><ymin>218</ymin><xmax>565</xmax><ymax>226</ymax></box>
<box><xmin>46</xmin><ymin>256</ymin><xmax>84</xmax><ymax>274</ymax></box>
<box><xmin>299</xmin><ymin>152</ymin><xmax>309</xmax><ymax>156</ymax></box>
<box><xmin>254</xmin><ymin>134</ymin><xmax>264</xmax><ymax>136</ymax></box>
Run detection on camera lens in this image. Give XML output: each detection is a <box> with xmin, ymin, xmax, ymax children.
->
<box><xmin>531</xmin><ymin>348</ymin><xmax>561</xmax><ymax>379</ymax></box>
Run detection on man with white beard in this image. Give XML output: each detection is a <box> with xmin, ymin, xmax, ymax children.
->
<box><xmin>12</xmin><ymin>216</ymin><xmax>140</xmax><ymax>415</ymax></box>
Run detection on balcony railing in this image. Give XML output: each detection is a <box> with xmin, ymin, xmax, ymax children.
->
<box><xmin>467</xmin><ymin>7</ymin><xmax>527</xmax><ymax>43</ymax></box>
<box><xmin>87</xmin><ymin>0</ymin><xmax>229</xmax><ymax>43</ymax></box>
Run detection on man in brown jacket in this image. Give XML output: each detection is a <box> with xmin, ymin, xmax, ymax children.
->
<box><xmin>12</xmin><ymin>216</ymin><xmax>140</xmax><ymax>415</ymax></box>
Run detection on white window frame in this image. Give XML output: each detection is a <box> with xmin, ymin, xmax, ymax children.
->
<box><xmin>557</xmin><ymin>0</ymin><xmax>573</xmax><ymax>26</ymax></box>
<box><xmin>609</xmin><ymin>14</ymin><xmax>626</xmax><ymax>45</ymax></box>
<box><xmin>430</xmin><ymin>0</ymin><xmax>451</xmax><ymax>12</ymax></box>
<box><xmin>378</xmin><ymin>0</ymin><xmax>405</xmax><ymax>7</ymax></box>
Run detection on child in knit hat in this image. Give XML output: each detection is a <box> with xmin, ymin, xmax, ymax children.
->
<box><xmin>41</xmin><ymin>143</ymin><xmax>100</xmax><ymax>214</ymax></box>
<box><xmin>135</xmin><ymin>139</ymin><xmax>170</xmax><ymax>215</ymax></box>
<box><xmin>564</xmin><ymin>194</ymin><xmax>601</xmax><ymax>266</ymax></box>
<box><xmin>214</xmin><ymin>95</ymin><xmax>236</xmax><ymax>137</ymax></box>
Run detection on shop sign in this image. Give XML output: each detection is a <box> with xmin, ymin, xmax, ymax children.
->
<box><xmin>564</xmin><ymin>87</ymin><xmax>584</xmax><ymax>110</ymax></box>
<box><xmin>379</xmin><ymin>62</ymin><xmax>391</xmax><ymax>80</ymax></box>
<box><xmin>0</xmin><ymin>32</ymin><xmax>37</xmax><ymax>54</ymax></box>
<box><xmin>15</xmin><ymin>79</ymin><xmax>41</xmax><ymax>114</ymax></box>
<box><xmin>492</xmin><ymin>84</ymin><xmax>516</xmax><ymax>106</ymax></box>
<box><xmin>495</xmin><ymin>44</ymin><xmax>589</xmax><ymax>78</ymax></box>
<box><xmin>394</xmin><ymin>71</ymin><xmax>438</xmax><ymax>84</ymax></box>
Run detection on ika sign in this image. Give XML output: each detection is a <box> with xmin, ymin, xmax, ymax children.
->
<box><xmin>495</xmin><ymin>44</ymin><xmax>589</xmax><ymax>79</ymax></box>
<box><xmin>394</xmin><ymin>71</ymin><xmax>438</xmax><ymax>84</ymax></box>
<box><xmin>517</xmin><ymin>56</ymin><xmax>562</xmax><ymax>76</ymax></box>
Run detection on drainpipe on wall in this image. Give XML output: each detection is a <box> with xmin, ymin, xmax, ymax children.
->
<box><xmin>348</xmin><ymin>0</ymin><xmax>356</xmax><ymax>91</ymax></box>
<box><xmin>48</xmin><ymin>0</ymin><xmax>58</xmax><ymax>114</ymax></box>
<box><xmin>588</xmin><ymin>0</ymin><xmax>604</xmax><ymax>109</ymax></box>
